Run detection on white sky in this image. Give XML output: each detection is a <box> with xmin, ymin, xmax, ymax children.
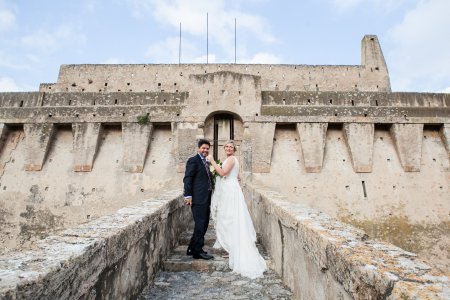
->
<box><xmin>0</xmin><ymin>0</ymin><xmax>449</xmax><ymax>93</ymax></box>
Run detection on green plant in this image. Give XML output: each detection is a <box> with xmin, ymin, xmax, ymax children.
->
<box><xmin>137</xmin><ymin>114</ymin><xmax>150</xmax><ymax>125</ymax></box>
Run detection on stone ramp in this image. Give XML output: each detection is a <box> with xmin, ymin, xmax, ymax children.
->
<box><xmin>138</xmin><ymin>224</ymin><xmax>293</xmax><ymax>299</ymax></box>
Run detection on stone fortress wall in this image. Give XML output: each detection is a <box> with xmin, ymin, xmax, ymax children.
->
<box><xmin>0</xmin><ymin>35</ymin><xmax>449</xmax><ymax>298</ymax></box>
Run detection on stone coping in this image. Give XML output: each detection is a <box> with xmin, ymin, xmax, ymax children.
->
<box><xmin>0</xmin><ymin>189</ymin><xmax>184</xmax><ymax>298</ymax></box>
<box><xmin>246</xmin><ymin>183</ymin><xmax>449</xmax><ymax>299</ymax></box>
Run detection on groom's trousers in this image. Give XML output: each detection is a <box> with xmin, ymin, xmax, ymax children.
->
<box><xmin>189</xmin><ymin>202</ymin><xmax>211</xmax><ymax>255</ymax></box>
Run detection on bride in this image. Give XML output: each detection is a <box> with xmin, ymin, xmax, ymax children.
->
<box><xmin>207</xmin><ymin>140</ymin><xmax>267</xmax><ymax>279</ymax></box>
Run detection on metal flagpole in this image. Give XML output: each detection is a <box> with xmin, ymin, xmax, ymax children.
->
<box><xmin>234</xmin><ymin>18</ymin><xmax>237</xmax><ymax>64</ymax></box>
<box><xmin>179</xmin><ymin>22</ymin><xmax>181</xmax><ymax>65</ymax></box>
<box><xmin>207</xmin><ymin>13</ymin><xmax>209</xmax><ymax>64</ymax></box>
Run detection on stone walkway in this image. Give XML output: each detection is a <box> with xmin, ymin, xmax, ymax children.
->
<box><xmin>138</xmin><ymin>225</ymin><xmax>292</xmax><ymax>299</ymax></box>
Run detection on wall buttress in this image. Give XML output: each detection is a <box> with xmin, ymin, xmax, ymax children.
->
<box><xmin>296</xmin><ymin>123</ymin><xmax>328</xmax><ymax>173</ymax></box>
<box><xmin>72</xmin><ymin>123</ymin><xmax>102</xmax><ymax>172</ymax></box>
<box><xmin>440</xmin><ymin>124</ymin><xmax>450</xmax><ymax>158</ymax></box>
<box><xmin>343</xmin><ymin>123</ymin><xmax>374</xmax><ymax>173</ymax></box>
<box><xmin>390</xmin><ymin>124</ymin><xmax>423</xmax><ymax>172</ymax></box>
<box><xmin>122</xmin><ymin>122</ymin><xmax>153</xmax><ymax>173</ymax></box>
<box><xmin>248</xmin><ymin>123</ymin><xmax>276</xmax><ymax>173</ymax></box>
<box><xmin>24</xmin><ymin>123</ymin><xmax>55</xmax><ymax>171</ymax></box>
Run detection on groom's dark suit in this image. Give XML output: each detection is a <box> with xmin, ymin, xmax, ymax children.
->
<box><xmin>183</xmin><ymin>153</ymin><xmax>213</xmax><ymax>256</ymax></box>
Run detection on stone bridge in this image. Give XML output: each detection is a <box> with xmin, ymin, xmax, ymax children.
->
<box><xmin>0</xmin><ymin>35</ymin><xmax>449</xmax><ymax>299</ymax></box>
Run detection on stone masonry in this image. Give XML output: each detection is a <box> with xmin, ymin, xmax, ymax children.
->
<box><xmin>0</xmin><ymin>34</ymin><xmax>449</xmax><ymax>299</ymax></box>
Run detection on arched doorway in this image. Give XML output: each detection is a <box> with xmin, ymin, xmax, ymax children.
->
<box><xmin>204</xmin><ymin>112</ymin><xmax>243</xmax><ymax>160</ymax></box>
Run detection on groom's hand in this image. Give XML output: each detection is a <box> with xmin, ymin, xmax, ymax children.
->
<box><xmin>184</xmin><ymin>198</ymin><xmax>192</xmax><ymax>206</ymax></box>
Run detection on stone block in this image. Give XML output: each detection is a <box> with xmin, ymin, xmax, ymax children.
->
<box><xmin>122</xmin><ymin>122</ymin><xmax>153</xmax><ymax>173</ymax></box>
<box><xmin>243</xmin><ymin>184</ymin><xmax>449</xmax><ymax>300</ymax></box>
<box><xmin>240</xmin><ymin>123</ymin><xmax>252</xmax><ymax>178</ymax></box>
<box><xmin>440</xmin><ymin>124</ymin><xmax>450</xmax><ymax>158</ymax></box>
<box><xmin>390</xmin><ymin>124</ymin><xmax>423</xmax><ymax>172</ymax></box>
<box><xmin>174</xmin><ymin>122</ymin><xmax>204</xmax><ymax>173</ymax></box>
<box><xmin>343</xmin><ymin>123</ymin><xmax>374</xmax><ymax>172</ymax></box>
<box><xmin>72</xmin><ymin>122</ymin><xmax>102</xmax><ymax>172</ymax></box>
<box><xmin>248</xmin><ymin>122</ymin><xmax>276</xmax><ymax>173</ymax></box>
<box><xmin>296</xmin><ymin>123</ymin><xmax>328</xmax><ymax>173</ymax></box>
<box><xmin>0</xmin><ymin>123</ymin><xmax>8</xmax><ymax>153</ymax></box>
<box><xmin>23</xmin><ymin>123</ymin><xmax>55</xmax><ymax>171</ymax></box>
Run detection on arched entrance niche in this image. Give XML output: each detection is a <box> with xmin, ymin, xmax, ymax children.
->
<box><xmin>204</xmin><ymin>112</ymin><xmax>244</xmax><ymax>160</ymax></box>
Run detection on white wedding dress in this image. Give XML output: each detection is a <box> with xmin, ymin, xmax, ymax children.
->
<box><xmin>211</xmin><ymin>156</ymin><xmax>267</xmax><ymax>279</ymax></box>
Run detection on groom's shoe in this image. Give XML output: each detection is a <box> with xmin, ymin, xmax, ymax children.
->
<box><xmin>192</xmin><ymin>252</ymin><xmax>214</xmax><ymax>260</ymax></box>
<box><xmin>186</xmin><ymin>248</ymin><xmax>207</xmax><ymax>256</ymax></box>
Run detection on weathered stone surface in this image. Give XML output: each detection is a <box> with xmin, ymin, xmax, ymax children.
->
<box><xmin>248</xmin><ymin>122</ymin><xmax>276</xmax><ymax>173</ymax></box>
<box><xmin>240</xmin><ymin>123</ymin><xmax>252</xmax><ymax>179</ymax></box>
<box><xmin>0</xmin><ymin>189</ymin><xmax>190</xmax><ymax>299</ymax></box>
<box><xmin>139</xmin><ymin>223</ymin><xmax>291</xmax><ymax>299</ymax></box>
<box><xmin>140</xmin><ymin>269</ymin><xmax>293</xmax><ymax>300</ymax></box>
<box><xmin>0</xmin><ymin>34</ymin><xmax>449</xmax><ymax>300</ymax></box>
<box><xmin>243</xmin><ymin>183</ymin><xmax>450</xmax><ymax>299</ymax></box>
<box><xmin>187</xmin><ymin>71</ymin><xmax>262</xmax><ymax>118</ymax></box>
<box><xmin>361</xmin><ymin>35</ymin><xmax>390</xmax><ymax>92</ymax></box>
<box><xmin>390</xmin><ymin>123</ymin><xmax>423</xmax><ymax>172</ymax></box>
<box><xmin>72</xmin><ymin>122</ymin><xmax>102</xmax><ymax>172</ymax></box>
<box><xmin>296</xmin><ymin>122</ymin><xmax>328</xmax><ymax>172</ymax></box>
<box><xmin>440</xmin><ymin>124</ymin><xmax>450</xmax><ymax>157</ymax></box>
<box><xmin>23</xmin><ymin>123</ymin><xmax>55</xmax><ymax>171</ymax></box>
<box><xmin>0</xmin><ymin>123</ymin><xmax>8</xmax><ymax>153</ymax></box>
<box><xmin>343</xmin><ymin>123</ymin><xmax>374</xmax><ymax>172</ymax></box>
<box><xmin>174</xmin><ymin>122</ymin><xmax>204</xmax><ymax>172</ymax></box>
<box><xmin>122</xmin><ymin>122</ymin><xmax>153</xmax><ymax>172</ymax></box>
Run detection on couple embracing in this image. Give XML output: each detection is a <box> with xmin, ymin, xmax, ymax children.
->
<box><xmin>183</xmin><ymin>139</ymin><xmax>267</xmax><ymax>279</ymax></box>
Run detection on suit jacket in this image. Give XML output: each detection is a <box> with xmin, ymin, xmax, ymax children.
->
<box><xmin>183</xmin><ymin>154</ymin><xmax>212</xmax><ymax>206</ymax></box>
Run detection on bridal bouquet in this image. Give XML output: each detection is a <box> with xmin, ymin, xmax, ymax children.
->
<box><xmin>209</xmin><ymin>159</ymin><xmax>222</xmax><ymax>185</ymax></box>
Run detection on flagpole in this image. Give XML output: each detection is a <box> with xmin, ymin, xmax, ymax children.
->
<box><xmin>179</xmin><ymin>22</ymin><xmax>181</xmax><ymax>65</ymax></box>
<box><xmin>207</xmin><ymin>12</ymin><xmax>209</xmax><ymax>64</ymax></box>
<box><xmin>234</xmin><ymin>18</ymin><xmax>237</xmax><ymax>64</ymax></box>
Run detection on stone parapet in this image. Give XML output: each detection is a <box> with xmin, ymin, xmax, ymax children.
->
<box><xmin>243</xmin><ymin>183</ymin><xmax>449</xmax><ymax>299</ymax></box>
<box><xmin>261</xmin><ymin>91</ymin><xmax>450</xmax><ymax>107</ymax></box>
<box><xmin>0</xmin><ymin>91</ymin><xmax>448</xmax><ymax>125</ymax></box>
<box><xmin>0</xmin><ymin>189</ymin><xmax>190</xmax><ymax>299</ymax></box>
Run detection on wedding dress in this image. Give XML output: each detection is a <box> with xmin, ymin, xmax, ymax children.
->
<box><xmin>211</xmin><ymin>156</ymin><xmax>267</xmax><ymax>279</ymax></box>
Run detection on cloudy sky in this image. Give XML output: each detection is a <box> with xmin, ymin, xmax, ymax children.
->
<box><xmin>0</xmin><ymin>0</ymin><xmax>449</xmax><ymax>93</ymax></box>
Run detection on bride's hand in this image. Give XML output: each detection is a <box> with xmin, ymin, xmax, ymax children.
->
<box><xmin>207</xmin><ymin>154</ymin><xmax>214</xmax><ymax>162</ymax></box>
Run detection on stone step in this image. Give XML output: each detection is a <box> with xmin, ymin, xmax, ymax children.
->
<box><xmin>178</xmin><ymin>229</ymin><xmax>217</xmax><ymax>247</ymax></box>
<box><xmin>138</xmin><ymin>227</ymin><xmax>291</xmax><ymax>299</ymax></box>
<box><xmin>163</xmin><ymin>246</ymin><xmax>230</xmax><ymax>272</ymax></box>
<box><xmin>163</xmin><ymin>245</ymin><xmax>273</xmax><ymax>273</ymax></box>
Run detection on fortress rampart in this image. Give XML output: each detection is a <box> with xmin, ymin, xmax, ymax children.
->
<box><xmin>0</xmin><ymin>35</ymin><xmax>449</xmax><ymax>299</ymax></box>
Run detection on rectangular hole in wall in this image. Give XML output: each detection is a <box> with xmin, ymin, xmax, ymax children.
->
<box><xmin>362</xmin><ymin>181</ymin><xmax>367</xmax><ymax>198</ymax></box>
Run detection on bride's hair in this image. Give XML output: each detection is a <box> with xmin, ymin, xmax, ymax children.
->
<box><xmin>224</xmin><ymin>140</ymin><xmax>237</xmax><ymax>151</ymax></box>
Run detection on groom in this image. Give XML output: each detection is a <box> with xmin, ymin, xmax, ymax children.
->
<box><xmin>183</xmin><ymin>139</ymin><xmax>214</xmax><ymax>260</ymax></box>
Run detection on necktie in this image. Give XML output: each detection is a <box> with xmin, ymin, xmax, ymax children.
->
<box><xmin>202</xmin><ymin>158</ymin><xmax>212</xmax><ymax>190</ymax></box>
